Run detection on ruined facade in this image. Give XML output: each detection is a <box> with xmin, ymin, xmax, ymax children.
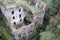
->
<box><xmin>0</xmin><ymin>5</ymin><xmax>27</xmax><ymax>25</ymax></box>
<box><xmin>0</xmin><ymin>0</ymin><xmax>46</xmax><ymax>40</ymax></box>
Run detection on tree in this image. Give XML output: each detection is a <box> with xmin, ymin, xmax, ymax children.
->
<box><xmin>45</xmin><ymin>0</ymin><xmax>60</xmax><ymax>17</ymax></box>
<box><xmin>40</xmin><ymin>31</ymin><xmax>56</xmax><ymax>40</ymax></box>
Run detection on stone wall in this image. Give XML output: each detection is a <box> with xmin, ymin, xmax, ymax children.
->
<box><xmin>10</xmin><ymin>1</ymin><xmax>46</xmax><ymax>40</ymax></box>
<box><xmin>33</xmin><ymin>10</ymin><xmax>45</xmax><ymax>24</ymax></box>
<box><xmin>33</xmin><ymin>1</ymin><xmax>46</xmax><ymax>24</ymax></box>
<box><xmin>0</xmin><ymin>0</ymin><xmax>46</xmax><ymax>40</ymax></box>
<box><xmin>0</xmin><ymin>5</ymin><xmax>27</xmax><ymax>25</ymax></box>
<box><xmin>12</xmin><ymin>23</ymin><xmax>36</xmax><ymax>40</ymax></box>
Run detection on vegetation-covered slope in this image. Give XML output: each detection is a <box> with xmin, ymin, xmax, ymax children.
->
<box><xmin>0</xmin><ymin>12</ymin><xmax>13</xmax><ymax>40</ymax></box>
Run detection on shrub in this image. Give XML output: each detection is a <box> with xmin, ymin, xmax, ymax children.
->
<box><xmin>40</xmin><ymin>31</ymin><xmax>56</xmax><ymax>40</ymax></box>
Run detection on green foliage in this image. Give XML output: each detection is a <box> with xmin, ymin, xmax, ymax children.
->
<box><xmin>31</xmin><ymin>5</ymin><xmax>43</xmax><ymax>12</ymax></box>
<box><xmin>40</xmin><ymin>31</ymin><xmax>56</xmax><ymax>40</ymax></box>
<box><xmin>46</xmin><ymin>15</ymin><xmax>60</xmax><ymax>31</ymax></box>
<box><xmin>35</xmin><ymin>18</ymin><xmax>41</xmax><ymax>27</ymax></box>
<box><xmin>0</xmin><ymin>32</ymin><xmax>7</xmax><ymax>40</ymax></box>
<box><xmin>43</xmin><ymin>0</ymin><xmax>52</xmax><ymax>4</ymax></box>
<box><xmin>14</xmin><ymin>22</ymin><xmax>25</xmax><ymax>29</ymax></box>
<box><xmin>57</xmin><ymin>24</ymin><xmax>60</xmax><ymax>29</ymax></box>
<box><xmin>0</xmin><ymin>13</ymin><xmax>13</xmax><ymax>40</ymax></box>
<box><xmin>2</xmin><ymin>0</ymin><xmax>14</xmax><ymax>4</ymax></box>
<box><xmin>26</xmin><ymin>11</ymin><xmax>33</xmax><ymax>22</ymax></box>
<box><xmin>46</xmin><ymin>0</ymin><xmax>60</xmax><ymax>16</ymax></box>
<box><xmin>2</xmin><ymin>30</ymin><xmax>13</xmax><ymax>40</ymax></box>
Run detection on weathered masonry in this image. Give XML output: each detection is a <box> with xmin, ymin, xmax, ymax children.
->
<box><xmin>0</xmin><ymin>4</ymin><xmax>27</xmax><ymax>25</ymax></box>
<box><xmin>0</xmin><ymin>0</ymin><xmax>46</xmax><ymax>40</ymax></box>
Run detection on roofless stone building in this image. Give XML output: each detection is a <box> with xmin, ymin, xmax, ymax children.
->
<box><xmin>0</xmin><ymin>0</ymin><xmax>46</xmax><ymax>40</ymax></box>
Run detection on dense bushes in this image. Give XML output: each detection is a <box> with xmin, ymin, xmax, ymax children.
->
<box><xmin>0</xmin><ymin>12</ymin><xmax>13</xmax><ymax>40</ymax></box>
<box><xmin>40</xmin><ymin>31</ymin><xmax>56</xmax><ymax>40</ymax></box>
<box><xmin>46</xmin><ymin>0</ymin><xmax>60</xmax><ymax>16</ymax></box>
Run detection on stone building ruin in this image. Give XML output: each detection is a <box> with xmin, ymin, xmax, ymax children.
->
<box><xmin>0</xmin><ymin>0</ymin><xmax>46</xmax><ymax>40</ymax></box>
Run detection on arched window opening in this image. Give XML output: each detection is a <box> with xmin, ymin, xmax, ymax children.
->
<box><xmin>12</xmin><ymin>11</ymin><xmax>14</xmax><ymax>14</ymax></box>
<box><xmin>19</xmin><ymin>14</ymin><xmax>21</xmax><ymax>18</ymax></box>
<box><xmin>13</xmin><ymin>22</ymin><xmax>16</xmax><ymax>25</ymax></box>
<box><xmin>13</xmin><ymin>16</ymin><xmax>15</xmax><ymax>19</ymax></box>
<box><xmin>19</xmin><ymin>9</ymin><xmax>21</xmax><ymax>12</ymax></box>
